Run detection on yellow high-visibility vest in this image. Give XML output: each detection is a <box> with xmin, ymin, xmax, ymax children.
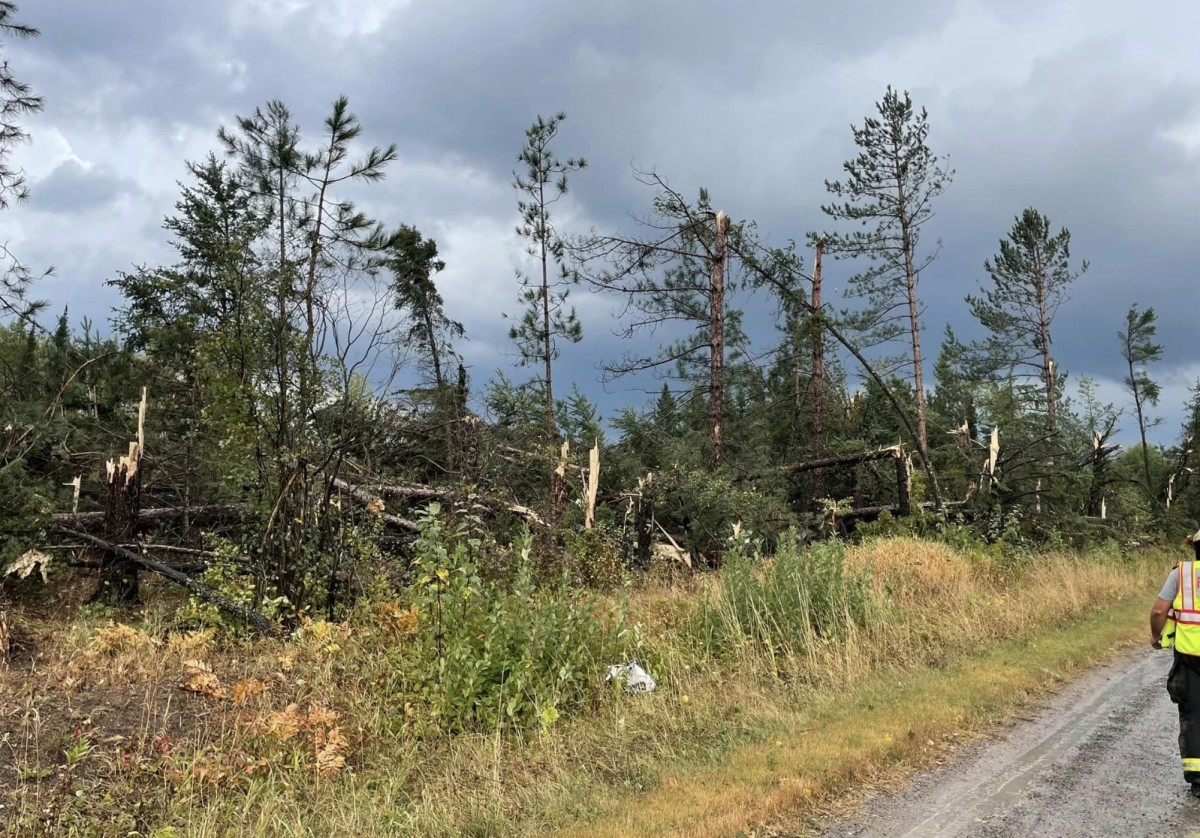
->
<box><xmin>1170</xmin><ymin>561</ymin><xmax>1200</xmax><ymax>656</ymax></box>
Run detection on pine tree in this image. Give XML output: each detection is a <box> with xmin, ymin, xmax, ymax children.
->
<box><xmin>0</xmin><ymin>1</ymin><xmax>45</xmax><ymax>322</ymax></box>
<box><xmin>580</xmin><ymin>176</ymin><xmax>739</xmax><ymax>470</ymax></box>
<box><xmin>508</xmin><ymin>113</ymin><xmax>586</xmax><ymax>443</ymax></box>
<box><xmin>965</xmin><ymin>208</ymin><xmax>1085</xmax><ymax>431</ymax></box>
<box><xmin>387</xmin><ymin>225</ymin><xmax>463</xmax><ymax>391</ymax></box>
<box><xmin>812</xmin><ymin>86</ymin><xmax>951</xmax><ymax>463</ymax></box>
<box><xmin>1118</xmin><ymin>304</ymin><xmax>1163</xmax><ymax>495</ymax></box>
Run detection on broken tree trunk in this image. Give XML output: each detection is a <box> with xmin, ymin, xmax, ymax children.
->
<box><xmin>896</xmin><ymin>451</ymin><xmax>912</xmax><ymax>517</ymax></box>
<box><xmin>329</xmin><ymin>478</ymin><xmax>420</xmax><ymax>532</ymax></box>
<box><xmin>635</xmin><ymin>472</ymin><xmax>656</xmax><ymax>570</ymax></box>
<box><xmin>709</xmin><ymin>211</ymin><xmax>728</xmax><ymax>471</ymax></box>
<box><xmin>553</xmin><ymin>440</ymin><xmax>569</xmax><ymax>515</ymax></box>
<box><xmin>811</xmin><ymin>236</ymin><xmax>827</xmax><ymax>500</ymax></box>
<box><xmin>783</xmin><ymin>446</ymin><xmax>902</xmax><ymax>475</ymax></box>
<box><xmin>51</xmin><ymin>504</ymin><xmax>250</xmax><ymax>527</ymax></box>
<box><xmin>785</xmin><ymin>445</ymin><xmax>913</xmax><ymax>516</ymax></box>
<box><xmin>329</xmin><ymin>477</ymin><xmax>547</xmax><ymax>530</ymax></box>
<box><xmin>61</xmin><ymin>528</ymin><xmax>276</xmax><ymax>635</ymax></box>
<box><xmin>585</xmin><ymin>442</ymin><xmax>600</xmax><ymax>530</ymax></box>
<box><xmin>90</xmin><ymin>389</ymin><xmax>147</xmax><ymax>607</ymax></box>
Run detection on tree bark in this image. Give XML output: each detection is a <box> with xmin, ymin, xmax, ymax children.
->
<box><xmin>709</xmin><ymin>211</ymin><xmax>728</xmax><ymax>471</ymax></box>
<box><xmin>90</xmin><ymin>389</ymin><xmax>148</xmax><ymax>607</ymax></box>
<box><xmin>895</xmin><ymin>451</ymin><xmax>912</xmax><ymax>517</ymax></box>
<box><xmin>811</xmin><ymin>236</ymin><xmax>827</xmax><ymax>500</ymax></box>
<box><xmin>52</xmin><ymin>504</ymin><xmax>250</xmax><ymax>527</ymax></box>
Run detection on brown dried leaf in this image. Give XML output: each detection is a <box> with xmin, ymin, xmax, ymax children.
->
<box><xmin>306</xmin><ymin>704</ymin><xmax>339</xmax><ymax>729</ymax></box>
<box><xmin>314</xmin><ymin>725</ymin><xmax>350</xmax><ymax>778</ymax></box>
<box><xmin>230</xmin><ymin>678</ymin><xmax>267</xmax><ymax>707</ymax></box>
<box><xmin>380</xmin><ymin>602</ymin><xmax>419</xmax><ymax>636</ymax></box>
<box><xmin>180</xmin><ymin>660</ymin><xmax>226</xmax><ymax>700</ymax></box>
<box><xmin>261</xmin><ymin>703</ymin><xmax>304</xmax><ymax>742</ymax></box>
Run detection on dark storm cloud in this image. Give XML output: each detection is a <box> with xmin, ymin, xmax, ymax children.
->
<box><xmin>8</xmin><ymin>0</ymin><xmax>1200</xmax><ymax>443</ymax></box>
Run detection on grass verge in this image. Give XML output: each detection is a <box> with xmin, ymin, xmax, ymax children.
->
<box><xmin>559</xmin><ymin>596</ymin><xmax>1151</xmax><ymax>837</ymax></box>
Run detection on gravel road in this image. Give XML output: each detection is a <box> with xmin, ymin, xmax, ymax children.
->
<box><xmin>818</xmin><ymin>649</ymin><xmax>1200</xmax><ymax>838</ymax></box>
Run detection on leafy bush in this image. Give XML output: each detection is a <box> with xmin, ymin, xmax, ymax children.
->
<box><xmin>652</xmin><ymin>465</ymin><xmax>796</xmax><ymax>563</ymax></box>
<box><xmin>408</xmin><ymin>504</ymin><xmax>631</xmax><ymax>732</ymax></box>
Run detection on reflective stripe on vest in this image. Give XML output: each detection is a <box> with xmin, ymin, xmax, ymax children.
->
<box><xmin>1174</xmin><ymin>562</ymin><xmax>1200</xmax><ymax>656</ymax></box>
<box><xmin>1183</xmin><ymin>757</ymin><xmax>1200</xmax><ymax>774</ymax></box>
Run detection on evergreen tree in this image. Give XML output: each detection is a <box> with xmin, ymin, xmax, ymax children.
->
<box><xmin>811</xmin><ymin>86</ymin><xmax>952</xmax><ymax>463</ymax></box>
<box><xmin>965</xmin><ymin>208</ymin><xmax>1085</xmax><ymax>431</ymax></box>
<box><xmin>508</xmin><ymin>113</ymin><xmax>586</xmax><ymax>442</ymax></box>
<box><xmin>1118</xmin><ymin>304</ymin><xmax>1163</xmax><ymax>495</ymax></box>
<box><xmin>387</xmin><ymin>224</ymin><xmax>463</xmax><ymax>392</ymax></box>
<box><xmin>0</xmin><ymin>1</ymin><xmax>45</xmax><ymax>322</ymax></box>
<box><xmin>580</xmin><ymin>176</ymin><xmax>741</xmax><ymax>471</ymax></box>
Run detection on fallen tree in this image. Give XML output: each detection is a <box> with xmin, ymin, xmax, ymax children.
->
<box><xmin>58</xmin><ymin>527</ymin><xmax>277</xmax><ymax>635</ymax></box>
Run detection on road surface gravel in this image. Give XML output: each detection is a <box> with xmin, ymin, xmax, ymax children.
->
<box><xmin>818</xmin><ymin>649</ymin><xmax>1200</xmax><ymax>838</ymax></box>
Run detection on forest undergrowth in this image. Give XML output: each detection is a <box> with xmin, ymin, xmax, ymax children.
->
<box><xmin>0</xmin><ymin>529</ymin><xmax>1166</xmax><ymax>837</ymax></box>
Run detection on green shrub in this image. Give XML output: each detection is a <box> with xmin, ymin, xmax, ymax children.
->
<box><xmin>409</xmin><ymin>504</ymin><xmax>631</xmax><ymax>733</ymax></box>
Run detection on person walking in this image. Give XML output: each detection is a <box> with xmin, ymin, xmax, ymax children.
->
<box><xmin>1152</xmin><ymin>528</ymin><xmax>1200</xmax><ymax>797</ymax></box>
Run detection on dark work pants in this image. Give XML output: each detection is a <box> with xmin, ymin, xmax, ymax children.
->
<box><xmin>1167</xmin><ymin>652</ymin><xmax>1200</xmax><ymax>783</ymax></box>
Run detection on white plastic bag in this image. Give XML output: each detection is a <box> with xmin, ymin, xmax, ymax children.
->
<box><xmin>606</xmin><ymin>660</ymin><xmax>656</xmax><ymax>693</ymax></box>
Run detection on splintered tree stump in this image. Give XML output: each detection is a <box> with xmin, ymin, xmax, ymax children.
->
<box><xmin>90</xmin><ymin>389</ymin><xmax>147</xmax><ymax>607</ymax></box>
<box><xmin>93</xmin><ymin>457</ymin><xmax>141</xmax><ymax>606</ymax></box>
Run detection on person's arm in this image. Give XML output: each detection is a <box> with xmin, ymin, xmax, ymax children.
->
<box><xmin>1151</xmin><ymin>598</ymin><xmax>1173</xmax><ymax>649</ymax></box>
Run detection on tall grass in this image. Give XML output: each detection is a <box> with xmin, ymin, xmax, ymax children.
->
<box><xmin>691</xmin><ymin>535</ymin><xmax>870</xmax><ymax>669</ymax></box>
<box><xmin>0</xmin><ymin>537</ymin><xmax>1167</xmax><ymax>837</ymax></box>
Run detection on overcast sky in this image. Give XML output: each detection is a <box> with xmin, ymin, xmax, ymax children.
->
<box><xmin>6</xmin><ymin>0</ymin><xmax>1200</xmax><ymax>446</ymax></box>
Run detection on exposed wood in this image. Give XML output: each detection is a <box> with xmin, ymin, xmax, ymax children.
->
<box><xmin>896</xmin><ymin>452</ymin><xmax>912</xmax><ymax>517</ymax></box>
<box><xmin>329</xmin><ymin>478</ymin><xmax>420</xmax><ymax>532</ymax></box>
<box><xmin>137</xmin><ymin>543</ymin><xmax>219</xmax><ymax>558</ymax></box>
<box><xmin>585</xmin><ymin>442</ymin><xmax>600</xmax><ymax>530</ymax></box>
<box><xmin>553</xmin><ymin>439</ymin><xmax>569</xmax><ymax>515</ymax></box>
<box><xmin>60</xmin><ymin>528</ymin><xmax>277</xmax><ymax>634</ymax></box>
<box><xmin>331</xmin><ymin>477</ymin><xmax>547</xmax><ymax>529</ymax></box>
<box><xmin>366</xmin><ymin>484</ymin><xmax>452</xmax><ymax>501</ymax></box>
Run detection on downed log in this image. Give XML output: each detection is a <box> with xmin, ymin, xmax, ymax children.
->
<box><xmin>783</xmin><ymin>446</ymin><xmax>901</xmax><ymax>475</ymax></box>
<box><xmin>51</xmin><ymin>504</ymin><xmax>251</xmax><ymax>527</ymax></box>
<box><xmin>837</xmin><ymin>500</ymin><xmax>968</xmax><ymax>520</ymax></box>
<box><xmin>59</xmin><ymin>527</ymin><xmax>277</xmax><ymax>635</ymax></box>
<box><xmin>329</xmin><ymin>479</ymin><xmax>420</xmax><ymax>532</ymax></box>
<box><xmin>332</xmin><ymin>478</ymin><xmax>547</xmax><ymax>528</ymax></box>
<box><xmin>368</xmin><ymin>484</ymin><xmax>452</xmax><ymax>501</ymax></box>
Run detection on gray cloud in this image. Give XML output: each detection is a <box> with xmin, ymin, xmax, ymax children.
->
<box><xmin>7</xmin><ymin>0</ymin><xmax>1200</xmax><ymax>446</ymax></box>
<box><xmin>32</xmin><ymin>159</ymin><xmax>138</xmax><ymax>213</ymax></box>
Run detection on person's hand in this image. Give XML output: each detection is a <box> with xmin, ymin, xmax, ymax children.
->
<box><xmin>1152</xmin><ymin>637</ymin><xmax>1163</xmax><ymax>650</ymax></box>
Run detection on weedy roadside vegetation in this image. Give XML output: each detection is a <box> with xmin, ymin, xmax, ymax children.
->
<box><xmin>0</xmin><ymin>510</ymin><xmax>1166</xmax><ymax>837</ymax></box>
